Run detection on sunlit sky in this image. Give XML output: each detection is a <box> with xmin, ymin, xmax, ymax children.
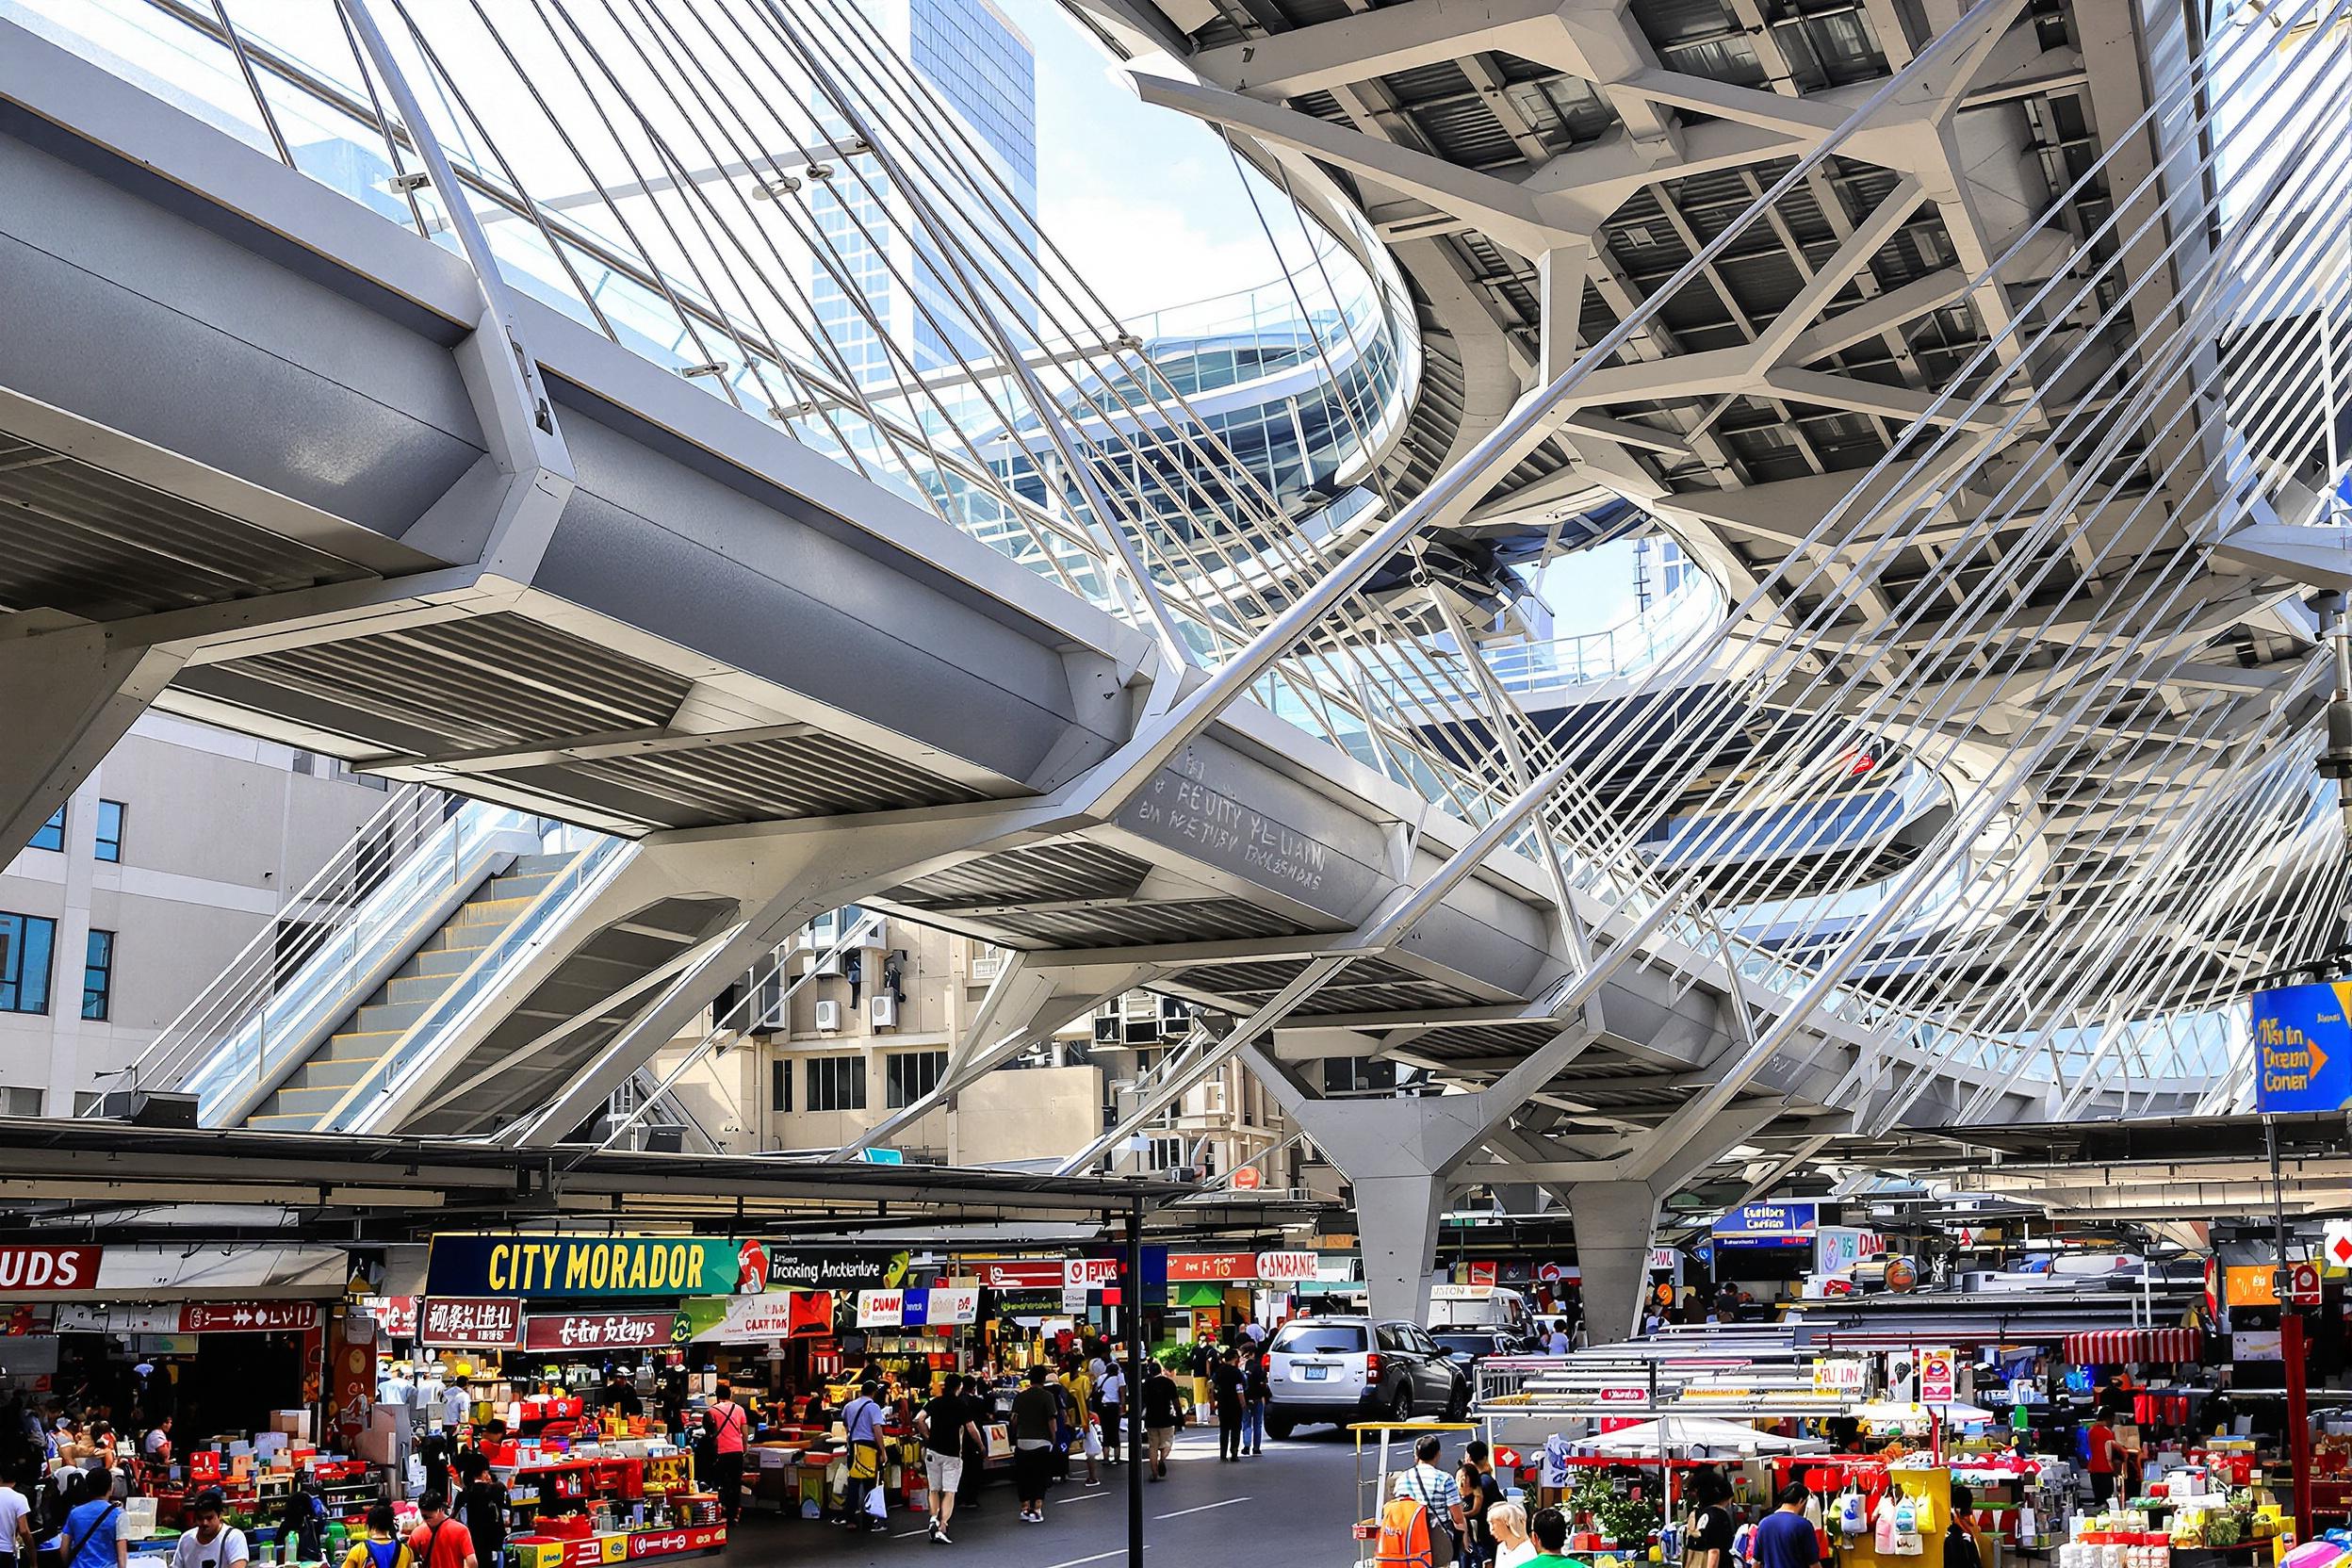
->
<box><xmin>996</xmin><ymin>0</ymin><xmax>1647</xmax><ymax>633</ymax></box>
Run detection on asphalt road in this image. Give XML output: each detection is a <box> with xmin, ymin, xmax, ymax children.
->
<box><xmin>720</xmin><ymin>1422</ymin><xmax>1372</xmax><ymax>1568</ymax></box>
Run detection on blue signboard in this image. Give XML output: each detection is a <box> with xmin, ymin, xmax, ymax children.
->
<box><xmin>1712</xmin><ymin>1202</ymin><xmax>1820</xmax><ymax>1246</ymax></box>
<box><xmin>2252</xmin><ymin>983</ymin><xmax>2352</xmax><ymax>1112</ymax></box>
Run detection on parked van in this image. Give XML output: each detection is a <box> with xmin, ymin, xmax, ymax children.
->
<box><xmin>1427</xmin><ymin>1283</ymin><xmax>1538</xmax><ymax>1346</ymax></box>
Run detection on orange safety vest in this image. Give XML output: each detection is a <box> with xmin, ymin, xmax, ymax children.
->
<box><xmin>1376</xmin><ymin>1496</ymin><xmax>1437</xmax><ymax>1568</ymax></box>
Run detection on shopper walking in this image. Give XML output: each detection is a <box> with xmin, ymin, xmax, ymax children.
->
<box><xmin>338</xmin><ymin>1505</ymin><xmax>412</xmax><ymax>1568</ymax></box>
<box><xmin>914</xmin><ymin>1377</ymin><xmax>983</xmax><ymax>1545</ymax></box>
<box><xmin>1211</xmin><ymin>1349</ymin><xmax>1247</xmax><ymax>1462</ymax></box>
<box><xmin>839</xmin><ymin>1380</ymin><xmax>889</xmax><ymax>1532</ymax></box>
<box><xmin>1524</xmin><ymin>1508</ymin><xmax>1582</xmax><ymax>1568</ymax></box>
<box><xmin>1393</xmin><ymin>1436</ymin><xmax>1464</xmax><ymax>1567</ymax></box>
<box><xmin>1</xmin><ymin>1465</ymin><xmax>32</xmax><ymax>1568</ymax></box>
<box><xmin>1010</xmin><ymin>1367</ymin><xmax>1060</xmax><ymax>1524</ymax></box>
<box><xmin>171</xmin><ymin>1490</ymin><xmax>248</xmax><ymax>1568</ymax></box>
<box><xmin>1140</xmin><ymin>1362</ymin><xmax>1184</xmax><ymax>1481</ymax></box>
<box><xmin>701</xmin><ymin>1380</ymin><xmax>750</xmax><ymax>1529</ymax></box>
<box><xmin>454</xmin><ymin>1453</ymin><xmax>507</xmax><ymax>1568</ymax></box>
<box><xmin>406</xmin><ymin>1494</ymin><xmax>476</xmax><ymax>1568</ymax></box>
<box><xmin>1684</xmin><ymin>1467</ymin><xmax>1736</xmax><ymax>1568</ymax></box>
<box><xmin>1096</xmin><ymin>1364</ymin><xmax>1125</xmax><ymax>1464</ymax></box>
<box><xmin>1243</xmin><ymin>1354</ymin><xmax>1269</xmax><ymax>1455</ymax></box>
<box><xmin>50</xmin><ymin>1467</ymin><xmax>122</xmax><ymax>1568</ymax></box>
<box><xmin>1062</xmin><ymin>1361</ymin><xmax>1102</xmax><ymax>1488</ymax></box>
<box><xmin>1751</xmin><ymin>1485</ymin><xmax>1821</xmax><ymax>1568</ymax></box>
<box><xmin>1462</xmin><ymin>1442</ymin><xmax>1504</xmax><ymax>1566</ymax></box>
<box><xmin>956</xmin><ymin>1378</ymin><xmax>989</xmax><ymax>1517</ymax></box>
<box><xmin>1487</xmin><ymin>1503</ymin><xmax>1535</xmax><ymax>1568</ymax></box>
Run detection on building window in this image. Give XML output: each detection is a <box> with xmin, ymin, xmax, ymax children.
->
<box><xmin>805</xmin><ymin>1054</ymin><xmax>866</xmax><ymax>1112</ymax></box>
<box><xmin>0</xmin><ymin>1086</ymin><xmax>41</xmax><ymax>1117</ymax></box>
<box><xmin>27</xmin><ymin>808</ymin><xmax>63</xmax><ymax>854</ymax></box>
<box><xmin>82</xmin><ymin>930</ymin><xmax>114</xmax><ymax>1021</ymax></box>
<box><xmin>770</xmin><ymin>1058</ymin><xmax>792</xmax><ymax>1113</ymax></box>
<box><xmin>94</xmin><ymin>801</ymin><xmax>124</xmax><ymax>864</ymax></box>
<box><xmin>885</xmin><ymin>1050</ymin><xmax>947</xmax><ymax>1108</ymax></box>
<box><xmin>1145</xmin><ymin>1135</ymin><xmax>1187</xmax><ymax>1171</ymax></box>
<box><xmin>0</xmin><ymin>913</ymin><xmax>56</xmax><ymax>1015</ymax></box>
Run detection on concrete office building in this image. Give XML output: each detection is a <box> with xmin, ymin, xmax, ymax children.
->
<box><xmin>0</xmin><ymin>714</ymin><xmax>401</xmax><ymax>1117</ymax></box>
<box><xmin>646</xmin><ymin>917</ymin><xmax>1296</xmax><ymax>1181</ymax></box>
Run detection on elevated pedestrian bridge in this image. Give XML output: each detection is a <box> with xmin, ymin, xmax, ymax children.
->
<box><xmin>7</xmin><ymin>0</ymin><xmax>2341</xmax><ymax>1335</ymax></box>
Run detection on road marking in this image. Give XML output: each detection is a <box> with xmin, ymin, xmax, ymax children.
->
<box><xmin>1044</xmin><ymin>1550</ymin><xmax>1151</xmax><ymax>1568</ymax></box>
<box><xmin>1154</xmin><ymin>1497</ymin><xmax>1250</xmax><ymax>1519</ymax></box>
<box><xmin>1058</xmin><ymin>1489</ymin><xmax>1114</xmax><ymax>1503</ymax></box>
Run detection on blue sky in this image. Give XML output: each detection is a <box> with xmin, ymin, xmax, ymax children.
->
<box><xmin>1001</xmin><ymin>0</ymin><xmax>1648</xmax><ymax>633</ymax></box>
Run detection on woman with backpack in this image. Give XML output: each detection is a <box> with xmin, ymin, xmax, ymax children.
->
<box><xmin>339</xmin><ymin>1506</ymin><xmax>412</xmax><ymax>1568</ymax></box>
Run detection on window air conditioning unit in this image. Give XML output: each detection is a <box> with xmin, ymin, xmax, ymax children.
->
<box><xmin>869</xmin><ymin>993</ymin><xmax>898</xmax><ymax>1029</ymax></box>
<box><xmin>814</xmin><ymin>999</ymin><xmax>841</xmax><ymax>1032</ymax></box>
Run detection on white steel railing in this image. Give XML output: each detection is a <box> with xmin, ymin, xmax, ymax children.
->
<box><xmin>110</xmin><ymin>782</ymin><xmax>449</xmax><ymax>1107</ymax></box>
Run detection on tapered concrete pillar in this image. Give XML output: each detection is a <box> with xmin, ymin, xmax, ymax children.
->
<box><xmin>1566</xmin><ymin>1180</ymin><xmax>1661</xmax><ymax>1345</ymax></box>
<box><xmin>1355</xmin><ymin>1170</ymin><xmax>1450</xmax><ymax>1330</ymax></box>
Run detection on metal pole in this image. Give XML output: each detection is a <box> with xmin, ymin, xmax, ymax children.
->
<box><xmin>1127</xmin><ymin>1200</ymin><xmax>1147</xmax><ymax>1568</ymax></box>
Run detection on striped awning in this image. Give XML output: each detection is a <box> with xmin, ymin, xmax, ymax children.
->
<box><xmin>2064</xmin><ymin>1327</ymin><xmax>2201</xmax><ymax>1364</ymax></box>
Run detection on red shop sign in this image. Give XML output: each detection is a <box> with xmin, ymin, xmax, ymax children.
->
<box><xmin>523</xmin><ymin>1311</ymin><xmax>676</xmax><ymax>1351</ymax></box>
<box><xmin>366</xmin><ymin>1296</ymin><xmax>417</xmax><ymax>1338</ymax></box>
<box><xmin>1167</xmin><ymin>1252</ymin><xmax>1254</xmax><ymax>1282</ymax></box>
<box><xmin>179</xmin><ymin>1301</ymin><xmax>319</xmax><ymax>1333</ymax></box>
<box><xmin>969</xmin><ymin>1260</ymin><xmax>1064</xmax><ymax>1289</ymax></box>
<box><xmin>418</xmin><ymin>1297</ymin><xmax>523</xmax><ymax>1348</ymax></box>
<box><xmin>0</xmin><ymin>1245</ymin><xmax>101</xmax><ymax>1294</ymax></box>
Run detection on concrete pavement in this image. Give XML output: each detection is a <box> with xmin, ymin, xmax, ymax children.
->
<box><xmin>717</xmin><ymin>1424</ymin><xmax>1368</xmax><ymax>1567</ymax></box>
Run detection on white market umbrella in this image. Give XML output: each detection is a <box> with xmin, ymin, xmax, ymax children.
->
<box><xmin>1578</xmin><ymin>1415</ymin><xmax>1826</xmax><ymax>1457</ymax></box>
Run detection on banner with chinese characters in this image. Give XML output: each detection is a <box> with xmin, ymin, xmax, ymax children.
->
<box><xmin>522</xmin><ymin>1311</ymin><xmax>684</xmax><ymax>1351</ymax></box>
<box><xmin>417</xmin><ymin>1297</ymin><xmax>523</xmax><ymax>1348</ymax></box>
<box><xmin>57</xmin><ymin>1301</ymin><xmax>319</xmax><ymax>1334</ymax></box>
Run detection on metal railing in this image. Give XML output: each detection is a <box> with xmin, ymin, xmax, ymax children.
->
<box><xmin>114</xmin><ymin>782</ymin><xmax>445</xmax><ymax>1107</ymax></box>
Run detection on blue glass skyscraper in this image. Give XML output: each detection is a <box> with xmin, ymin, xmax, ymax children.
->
<box><xmin>811</xmin><ymin>0</ymin><xmax>1037</xmax><ymax>386</ymax></box>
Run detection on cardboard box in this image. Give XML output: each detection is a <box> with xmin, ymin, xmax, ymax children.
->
<box><xmin>270</xmin><ymin>1412</ymin><xmax>313</xmax><ymax>1441</ymax></box>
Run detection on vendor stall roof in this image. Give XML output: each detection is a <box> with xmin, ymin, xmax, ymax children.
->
<box><xmin>1576</xmin><ymin>1416</ymin><xmax>1827</xmax><ymax>1456</ymax></box>
<box><xmin>0</xmin><ymin>1117</ymin><xmax>1299</xmax><ymax>1241</ymax></box>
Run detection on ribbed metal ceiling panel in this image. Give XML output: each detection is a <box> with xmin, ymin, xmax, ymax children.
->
<box><xmin>0</xmin><ymin>434</ymin><xmax>372</xmax><ymax>617</ymax></box>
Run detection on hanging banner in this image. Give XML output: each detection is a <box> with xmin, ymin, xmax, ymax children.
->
<box><xmin>1813</xmin><ymin>1358</ymin><xmax>1870</xmax><ymax>1396</ymax></box>
<box><xmin>417</xmin><ymin>1298</ymin><xmax>523</xmax><ymax>1348</ymax></box>
<box><xmin>1064</xmin><ymin>1258</ymin><xmax>1120</xmax><ymax>1290</ymax></box>
<box><xmin>1712</xmin><ymin>1203</ymin><xmax>1819</xmax><ymax>1245</ymax></box>
<box><xmin>1167</xmin><ymin>1252</ymin><xmax>1254</xmax><ymax>1282</ymax></box>
<box><xmin>56</xmin><ymin>1301</ymin><xmax>320</xmax><ymax>1334</ymax></box>
<box><xmin>928</xmin><ymin>1287</ymin><xmax>979</xmax><ymax>1326</ymax></box>
<box><xmin>694</xmin><ymin>1291</ymin><xmax>836</xmax><ymax>1342</ymax></box>
<box><xmin>762</xmin><ymin>1249</ymin><xmax>910</xmax><ymax>1291</ymax></box>
<box><xmin>967</xmin><ymin>1260</ymin><xmax>1064</xmax><ymax>1289</ymax></box>
<box><xmin>0</xmin><ymin>1245</ymin><xmax>101</xmax><ymax>1293</ymax></box>
<box><xmin>521</xmin><ymin>1311</ymin><xmax>683</xmax><ymax>1351</ymax></box>
<box><xmin>2252</xmin><ymin>983</ymin><xmax>2352</xmax><ymax>1111</ymax></box>
<box><xmin>1918</xmin><ymin>1347</ymin><xmax>1957</xmax><ymax>1403</ymax></box>
<box><xmin>426</xmin><ymin>1235</ymin><xmax>761</xmax><ymax>1298</ymax></box>
<box><xmin>363</xmin><ymin>1296</ymin><xmax>418</xmax><ymax>1339</ymax></box>
<box><xmin>1816</xmin><ymin>1228</ymin><xmax>1885</xmax><ymax>1276</ymax></box>
<box><xmin>856</xmin><ymin>1290</ymin><xmax>906</xmax><ymax>1328</ymax></box>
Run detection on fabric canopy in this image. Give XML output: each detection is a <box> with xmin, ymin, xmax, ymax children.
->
<box><xmin>2064</xmin><ymin>1327</ymin><xmax>2200</xmax><ymax>1364</ymax></box>
<box><xmin>1576</xmin><ymin>1416</ymin><xmax>1824</xmax><ymax>1456</ymax></box>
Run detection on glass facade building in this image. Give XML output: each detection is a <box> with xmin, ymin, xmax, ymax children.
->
<box><xmin>811</xmin><ymin>0</ymin><xmax>1039</xmax><ymax>385</ymax></box>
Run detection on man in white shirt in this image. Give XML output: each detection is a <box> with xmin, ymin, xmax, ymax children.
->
<box><xmin>171</xmin><ymin>1492</ymin><xmax>249</xmax><ymax>1568</ymax></box>
<box><xmin>1240</xmin><ymin>1319</ymin><xmax>1266</xmax><ymax>1349</ymax></box>
<box><xmin>140</xmin><ymin>1418</ymin><xmax>172</xmax><ymax>1464</ymax></box>
<box><xmin>1095</xmin><ymin>1366</ymin><xmax>1127</xmax><ymax>1464</ymax></box>
<box><xmin>442</xmin><ymin>1380</ymin><xmax>471</xmax><ymax>1432</ymax></box>
<box><xmin>0</xmin><ymin>1468</ymin><xmax>32</xmax><ymax>1568</ymax></box>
